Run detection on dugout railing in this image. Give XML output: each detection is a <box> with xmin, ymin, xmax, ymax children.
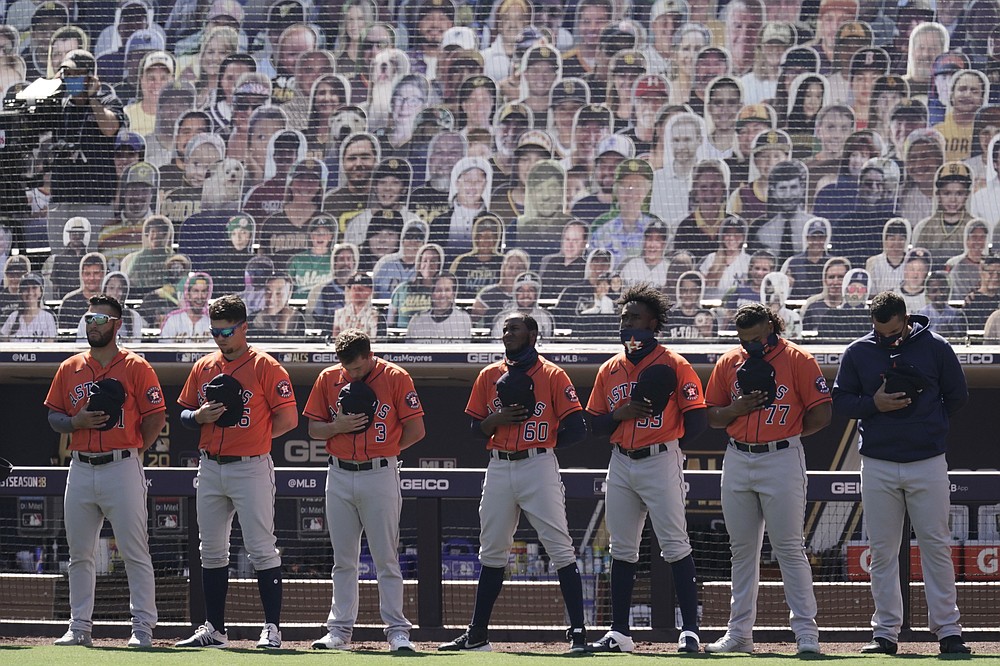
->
<box><xmin>0</xmin><ymin>468</ymin><xmax>997</xmax><ymax>643</ymax></box>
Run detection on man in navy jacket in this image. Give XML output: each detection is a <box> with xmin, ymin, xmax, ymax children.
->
<box><xmin>832</xmin><ymin>291</ymin><xmax>971</xmax><ymax>655</ymax></box>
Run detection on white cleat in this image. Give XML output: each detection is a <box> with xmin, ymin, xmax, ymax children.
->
<box><xmin>705</xmin><ymin>632</ymin><xmax>754</xmax><ymax>654</ymax></box>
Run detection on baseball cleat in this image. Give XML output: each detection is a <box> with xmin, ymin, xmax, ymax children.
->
<box><xmin>796</xmin><ymin>635</ymin><xmax>821</xmax><ymax>654</ymax></box>
<box><xmin>677</xmin><ymin>630</ymin><xmax>700</xmax><ymax>653</ymax></box>
<box><xmin>311</xmin><ymin>631</ymin><xmax>351</xmax><ymax>650</ymax></box>
<box><xmin>438</xmin><ymin>627</ymin><xmax>491</xmax><ymax>651</ymax></box>
<box><xmin>939</xmin><ymin>636</ymin><xmax>971</xmax><ymax>654</ymax></box>
<box><xmin>860</xmin><ymin>637</ymin><xmax>897</xmax><ymax>654</ymax></box>
<box><xmin>54</xmin><ymin>629</ymin><xmax>93</xmax><ymax>647</ymax></box>
<box><xmin>175</xmin><ymin>622</ymin><xmax>229</xmax><ymax>648</ymax></box>
<box><xmin>256</xmin><ymin>622</ymin><xmax>282</xmax><ymax>649</ymax></box>
<box><xmin>127</xmin><ymin>630</ymin><xmax>153</xmax><ymax>648</ymax></box>
<box><xmin>567</xmin><ymin>627</ymin><xmax>588</xmax><ymax>654</ymax></box>
<box><xmin>389</xmin><ymin>634</ymin><xmax>416</xmax><ymax>652</ymax></box>
<box><xmin>586</xmin><ymin>630</ymin><xmax>635</xmax><ymax>653</ymax></box>
<box><xmin>705</xmin><ymin>632</ymin><xmax>753</xmax><ymax>653</ymax></box>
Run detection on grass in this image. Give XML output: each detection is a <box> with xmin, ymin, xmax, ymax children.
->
<box><xmin>0</xmin><ymin>645</ymin><xmax>988</xmax><ymax>666</ymax></box>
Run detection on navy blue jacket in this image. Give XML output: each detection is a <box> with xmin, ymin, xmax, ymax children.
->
<box><xmin>831</xmin><ymin>314</ymin><xmax>968</xmax><ymax>462</ymax></box>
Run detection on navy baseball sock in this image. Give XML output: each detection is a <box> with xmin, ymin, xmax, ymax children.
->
<box><xmin>557</xmin><ymin>563</ymin><xmax>586</xmax><ymax>629</ymax></box>
<box><xmin>610</xmin><ymin>558</ymin><xmax>637</xmax><ymax>635</ymax></box>
<box><xmin>470</xmin><ymin>565</ymin><xmax>506</xmax><ymax>628</ymax></box>
<box><xmin>202</xmin><ymin>565</ymin><xmax>229</xmax><ymax>633</ymax></box>
<box><xmin>670</xmin><ymin>554</ymin><xmax>699</xmax><ymax>632</ymax></box>
<box><xmin>256</xmin><ymin>566</ymin><xmax>282</xmax><ymax>626</ymax></box>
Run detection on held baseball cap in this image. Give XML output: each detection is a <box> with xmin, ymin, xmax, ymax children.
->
<box><xmin>634</xmin><ymin>74</ymin><xmax>669</xmax><ymax>98</ymax></box>
<box><xmin>597</xmin><ymin>134</ymin><xmax>635</xmax><ymax>159</ymax></box>
<box><xmin>761</xmin><ymin>21</ymin><xmax>795</xmax><ymax>45</ymax></box>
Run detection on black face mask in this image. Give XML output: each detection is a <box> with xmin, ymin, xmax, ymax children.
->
<box><xmin>874</xmin><ymin>318</ymin><xmax>907</xmax><ymax>348</ymax></box>
<box><xmin>741</xmin><ymin>332</ymin><xmax>779</xmax><ymax>358</ymax></box>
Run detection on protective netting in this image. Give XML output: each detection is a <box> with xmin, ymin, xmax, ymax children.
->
<box><xmin>2</xmin><ymin>494</ymin><xmax>996</xmax><ymax>629</ymax></box>
<box><xmin>2</xmin><ymin>0</ymin><xmax>1000</xmax><ymax>344</ymax></box>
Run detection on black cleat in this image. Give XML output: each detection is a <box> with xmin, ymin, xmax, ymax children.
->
<box><xmin>939</xmin><ymin>635</ymin><xmax>971</xmax><ymax>654</ymax></box>
<box><xmin>438</xmin><ymin>627</ymin><xmax>491</xmax><ymax>651</ymax></box>
<box><xmin>860</xmin><ymin>637</ymin><xmax>897</xmax><ymax>654</ymax></box>
<box><xmin>567</xmin><ymin>627</ymin><xmax>587</xmax><ymax>654</ymax></box>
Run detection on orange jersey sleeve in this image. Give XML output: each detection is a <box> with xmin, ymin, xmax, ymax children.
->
<box><xmin>466</xmin><ymin>356</ymin><xmax>583</xmax><ymax>452</ymax></box>
<box><xmin>304</xmin><ymin>357</ymin><xmax>424</xmax><ymax>460</ymax></box>
<box><xmin>705</xmin><ymin>340</ymin><xmax>831</xmax><ymax>443</ymax></box>
<box><xmin>45</xmin><ymin>349</ymin><xmax>166</xmax><ymax>452</ymax></box>
<box><xmin>586</xmin><ymin>347</ymin><xmax>706</xmax><ymax>447</ymax></box>
<box><xmin>177</xmin><ymin>347</ymin><xmax>296</xmax><ymax>456</ymax></box>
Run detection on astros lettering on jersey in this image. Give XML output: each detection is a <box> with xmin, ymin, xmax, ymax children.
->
<box><xmin>587</xmin><ymin>346</ymin><xmax>706</xmax><ymax>446</ymax></box>
<box><xmin>467</xmin><ymin>356</ymin><xmax>582</xmax><ymax>451</ymax></box>
<box><xmin>45</xmin><ymin>349</ymin><xmax>166</xmax><ymax>452</ymax></box>
<box><xmin>304</xmin><ymin>356</ymin><xmax>424</xmax><ymax>459</ymax></box>
<box><xmin>705</xmin><ymin>339</ymin><xmax>831</xmax><ymax>442</ymax></box>
<box><xmin>178</xmin><ymin>347</ymin><xmax>296</xmax><ymax>456</ymax></box>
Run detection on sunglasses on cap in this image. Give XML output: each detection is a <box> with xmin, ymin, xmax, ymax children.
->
<box><xmin>210</xmin><ymin>321</ymin><xmax>245</xmax><ymax>338</ymax></box>
<box><xmin>84</xmin><ymin>314</ymin><xmax>120</xmax><ymax>326</ymax></box>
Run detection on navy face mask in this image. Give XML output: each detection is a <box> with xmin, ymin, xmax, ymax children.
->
<box><xmin>741</xmin><ymin>332</ymin><xmax>778</xmax><ymax>358</ymax></box>
<box><xmin>620</xmin><ymin>328</ymin><xmax>657</xmax><ymax>362</ymax></box>
<box><xmin>874</xmin><ymin>317</ymin><xmax>907</xmax><ymax>348</ymax></box>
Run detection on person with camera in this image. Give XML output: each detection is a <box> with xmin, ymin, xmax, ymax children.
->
<box><xmin>831</xmin><ymin>291</ymin><xmax>971</xmax><ymax>655</ymax></box>
<box><xmin>46</xmin><ymin>49</ymin><xmax>125</xmax><ymax>251</ymax></box>
<box><xmin>44</xmin><ymin>293</ymin><xmax>166</xmax><ymax>648</ymax></box>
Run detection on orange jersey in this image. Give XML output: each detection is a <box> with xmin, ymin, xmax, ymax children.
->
<box><xmin>586</xmin><ymin>346</ymin><xmax>706</xmax><ymax>448</ymax></box>
<box><xmin>303</xmin><ymin>356</ymin><xmax>424</xmax><ymax>460</ymax></box>
<box><xmin>705</xmin><ymin>338</ymin><xmax>831</xmax><ymax>442</ymax></box>
<box><xmin>466</xmin><ymin>356</ymin><xmax>583</xmax><ymax>452</ymax></box>
<box><xmin>45</xmin><ymin>348</ymin><xmax>166</xmax><ymax>452</ymax></box>
<box><xmin>178</xmin><ymin>347</ymin><xmax>297</xmax><ymax>456</ymax></box>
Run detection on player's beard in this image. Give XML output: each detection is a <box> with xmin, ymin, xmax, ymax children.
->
<box><xmin>88</xmin><ymin>327</ymin><xmax>115</xmax><ymax>349</ymax></box>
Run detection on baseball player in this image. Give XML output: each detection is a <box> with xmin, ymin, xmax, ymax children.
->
<box><xmin>45</xmin><ymin>294</ymin><xmax>166</xmax><ymax>648</ymax></box>
<box><xmin>176</xmin><ymin>294</ymin><xmax>298</xmax><ymax>649</ymax></box>
<box><xmin>585</xmin><ymin>284</ymin><xmax>708</xmax><ymax>653</ymax></box>
<box><xmin>832</xmin><ymin>291</ymin><xmax>971</xmax><ymax>655</ymax></box>
<box><xmin>439</xmin><ymin>312</ymin><xmax>589</xmax><ymax>653</ymax></box>
<box><xmin>704</xmin><ymin>303</ymin><xmax>831</xmax><ymax>655</ymax></box>
<box><xmin>305</xmin><ymin>328</ymin><xmax>425</xmax><ymax>652</ymax></box>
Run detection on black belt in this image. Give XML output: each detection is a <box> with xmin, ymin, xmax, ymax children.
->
<box><xmin>75</xmin><ymin>449</ymin><xmax>132</xmax><ymax>465</ymax></box>
<box><xmin>616</xmin><ymin>443</ymin><xmax>668</xmax><ymax>459</ymax></box>
<box><xmin>493</xmin><ymin>447</ymin><xmax>547</xmax><ymax>461</ymax></box>
<box><xmin>731</xmin><ymin>440</ymin><xmax>790</xmax><ymax>453</ymax></box>
<box><xmin>330</xmin><ymin>457</ymin><xmax>389</xmax><ymax>471</ymax></box>
<box><xmin>204</xmin><ymin>453</ymin><xmax>262</xmax><ymax>464</ymax></box>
